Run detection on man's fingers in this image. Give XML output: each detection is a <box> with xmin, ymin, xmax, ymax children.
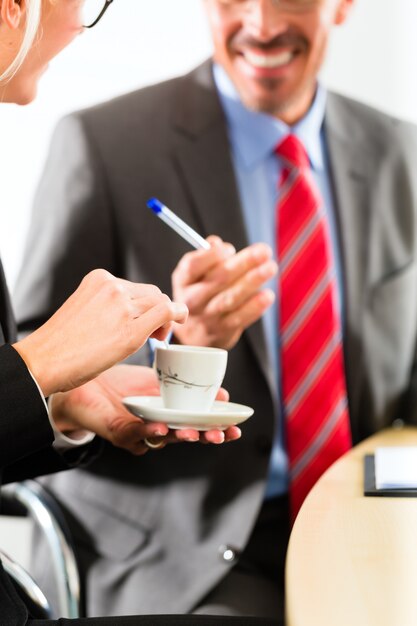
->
<box><xmin>173</xmin><ymin>281</ymin><xmax>219</xmax><ymax>315</ymax></box>
<box><xmin>205</xmin><ymin>243</ymin><xmax>273</xmax><ymax>288</ymax></box>
<box><xmin>182</xmin><ymin>244</ymin><xmax>275</xmax><ymax>314</ymax></box>
<box><xmin>219</xmin><ymin>290</ymin><xmax>275</xmax><ymax>332</ymax></box>
<box><xmin>173</xmin><ymin>239</ymin><xmax>235</xmax><ymax>286</ymax></box>
<box><xmin>206</xmin><ymin>259</ymin><xmax>278</xmax><ymax>315</ymax></box>
<box><xmin>201</xmin><ymin>290</ymin><xmax>274</xmax><ymax>350</ymax></box>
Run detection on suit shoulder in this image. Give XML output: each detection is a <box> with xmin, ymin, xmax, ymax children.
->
<box><xmin>55</xmin><ymin>62</ymin><xmax>215</xmax><ymax>159</ymax></box>
<box><xmin>327</xmin><ymin>92</ymin><xmax>417</xmax><ymax>157</ymax></box>
<box><xmin>69</xmin><ymin>74</ymin><xmax>186</xmax><ymax>131</ymax></box>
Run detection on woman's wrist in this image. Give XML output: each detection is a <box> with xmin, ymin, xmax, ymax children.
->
<box><xmin>13</xmin><ymin>336</ymin><xmax>56</xmax><ymax>397</ymax></box>
<box><xmin>49</xmin><ymin>392</ymin><xmax>93</xmax><ymax>441</ymax></box>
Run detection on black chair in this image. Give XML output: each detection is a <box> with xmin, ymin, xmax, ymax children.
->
<box><xmin>1</xmin><ymin>479</ymin><xmax>81</xmax><ymax>618</ymax></box>
<box><xmin>0</xmin><ymin>548</ymin><xmax>53</xmax><ymax>619</ymax></box>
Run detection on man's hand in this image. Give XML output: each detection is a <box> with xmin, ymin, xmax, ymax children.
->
<box><xmin>51</xmin><ymin>364</ymin><xmax>241</xmax><ymax>455</ymax></box>
<box><xmin>172</xmin><ymin>236</ymin><xmax>277</xmax><ymax>350</ymax></box>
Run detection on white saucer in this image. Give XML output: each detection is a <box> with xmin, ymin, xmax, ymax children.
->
<box><xmin>122</xmin><ymin>396</ymin><xmax>254</xmax><ymax>431</ymax></box>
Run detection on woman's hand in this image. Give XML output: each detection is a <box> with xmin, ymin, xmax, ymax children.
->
<box><xmin>51</xmin><ymin>364</ymin><xmax>241</xmax><ymax>454</ymax></box>
<box><xmin>14</xmin><ymin>269</ymin><xmax>188</xmax><ymax>397</ymax></box>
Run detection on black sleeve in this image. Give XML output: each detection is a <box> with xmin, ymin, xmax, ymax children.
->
<box><xmin>0</xmin><ymin>344</ymin><xmax>53</xmax><ymax>467</ymax></box>
<box><xmin>0</xmin><ymin>343</ymin><xmax>103</xmax><ymax>480</ymax></box>
<box><xmin>2</xmin><ymin>437</ymin><xmax>103</xmax><ymax>484</ymax></box>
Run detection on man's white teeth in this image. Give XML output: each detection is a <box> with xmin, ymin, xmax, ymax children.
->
<box><xmin>244</xmin><ymin>50</ymin><xmax>294</xmax><ymax>69</ymax></box>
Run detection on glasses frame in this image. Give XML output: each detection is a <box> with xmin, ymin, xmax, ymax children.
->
<box><xmin>218</xmin><ymin>0</ymin><xmax>320</xmax><ymax>11</ymax></box>
<box><xmin>83</xmin><ymin>0</ymin><xmax>114</xmax><ymax>29</ymax></box>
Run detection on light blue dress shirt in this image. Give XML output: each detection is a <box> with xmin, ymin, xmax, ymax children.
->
<box><xmin>213</xmin><ymin>63</ymin><xmax>344</xmax><ymax>497</ymax></box>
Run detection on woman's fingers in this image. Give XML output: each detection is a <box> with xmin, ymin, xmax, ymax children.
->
<box><xmin>14</xmin><ymin>270</ymin><xmax>188</xmax><ymax>396</ymax></box>
<box><xmin>133</xmin><ymin>298</ymin><xmax>188</xmax><ymax>341</ymax></box>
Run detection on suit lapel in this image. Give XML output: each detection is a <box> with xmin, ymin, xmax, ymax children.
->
<box><xmin>0</xmin><ymin>257</ymin><xmax>16</xmax><ymax>345</ymax></box>
<box><xmin>171</xmin><ymin>62</ymin><xmax>248</xmax><ymax>250</ymax></box>
<box><xmin>325</xmin><ymin>93</ymin><xmax>375</xmax><ymax>442</ymax></box>
<box><xmin>170</xmin><ymin>61</ymin><xmax>275</xmax><ymax>400</ymax></box>
<box><xmin>0</xmin><ymin>311</ymin><xmax>5</xmax><ymax>345</ymax></box>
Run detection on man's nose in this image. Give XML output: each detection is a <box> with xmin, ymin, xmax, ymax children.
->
<box><xmin>243</xmin><ymin>0</ymin><xmax>289</xmax><ymax>42</ymax></box>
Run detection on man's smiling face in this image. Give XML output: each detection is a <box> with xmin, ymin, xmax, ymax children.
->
<box><xmin>204</xmin><ymin>0</ymin><xmax>354</xmax><ymax>124</ymax></box>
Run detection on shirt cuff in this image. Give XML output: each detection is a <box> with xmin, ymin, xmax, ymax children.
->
<box><xmin>27</xmin><ymin>369</ymin><xmax>95</xmax><ymax>451</ymax></box>
<box><xmin>48</xmin><ymin>395</ymin><xmax>95</xmax><ymax>451</ymax></box>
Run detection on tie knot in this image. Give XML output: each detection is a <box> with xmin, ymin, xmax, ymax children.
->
<box><xmin>275</xmin><ymin>134</ymin><xmax>309</xmax><ymax>169</ymax></box>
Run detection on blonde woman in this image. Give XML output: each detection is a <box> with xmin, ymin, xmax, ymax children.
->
<box><xmin>0</xmin><ymin>2</ymin><xmax>254</xmax><ymax>624</ymax></box>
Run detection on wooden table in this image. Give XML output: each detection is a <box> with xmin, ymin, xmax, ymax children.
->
<box><xmin>285</xmin><ymin>426</ymin><xmax>417</xmax><ymax>626</ymax></box>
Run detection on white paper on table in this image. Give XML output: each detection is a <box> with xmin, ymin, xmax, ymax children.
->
<box><xmin>374</xmin><ymin>446</ymin><xmax>417</xmax><ymax>489</ymax></box>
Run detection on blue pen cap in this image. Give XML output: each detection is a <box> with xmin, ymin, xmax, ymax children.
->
<box><xmin>147</xmin><ymin>197</ymin><xmax>164</xmax><ymax>214</ymax></box>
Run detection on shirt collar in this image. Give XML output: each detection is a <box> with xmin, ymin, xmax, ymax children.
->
<box><xmin>213</xmin><ymin>63</ymin><xmax>327</xmax><ymax>172</ymax></box>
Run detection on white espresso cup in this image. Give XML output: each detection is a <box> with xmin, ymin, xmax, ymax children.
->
<box><xmin>154</xmin><ymin>345</ymin><xmax>228</xmax><ymax>412</ymax></box>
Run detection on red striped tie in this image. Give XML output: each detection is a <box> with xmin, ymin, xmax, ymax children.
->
<box><xmin>276</xmin><ymin>135</ymin><xmax>352</xmax><ymax>521</ymax></box>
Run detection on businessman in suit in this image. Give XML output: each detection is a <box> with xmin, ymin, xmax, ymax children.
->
<box><xmin>14</xmin><ymin>0</ymin><xmax>417</xmax><ymax>620</ymax></box>
<box><xmin>0</xmin><ymin>171</ymin><xmax>274</xmax><ymax>626</ymax></box>
<box><xmin>2</xmin><ymin>235</ymin><xmax>268</xmax><ymax>625</ymax></box>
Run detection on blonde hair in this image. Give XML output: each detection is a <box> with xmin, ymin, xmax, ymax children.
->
<box><xmin>0</xmin><ymin>0</ymin><xmax>42</xmax><ymax>83</ymax></box>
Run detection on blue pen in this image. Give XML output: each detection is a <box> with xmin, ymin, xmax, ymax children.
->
<box><xmin>147</xmin><ymin>197</ymin><xmax>210</xmax><ymax>250</ymax></box>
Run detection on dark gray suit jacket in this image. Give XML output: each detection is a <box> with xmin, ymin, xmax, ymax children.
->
<box><xmin>14</xmin><ymin>61</ymin><xmax>417</xmax><ymax>616</ymax></box>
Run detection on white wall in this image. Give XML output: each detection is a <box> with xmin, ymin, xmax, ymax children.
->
<box><xmin>1</xmin><ymin>0</ymin><xmax>417</xmax><ymax>289</ymax></box>
<box><xmin>322</xmin><ymin>0</ymin><xmax>417</xmax><ymax>122</ymax></box>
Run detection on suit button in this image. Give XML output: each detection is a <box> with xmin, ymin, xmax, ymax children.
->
<box><xmin>256</xmin><ymin>435</ymin><xmax>272</xmax><ymax>456</ymax></box>
<box><xmin>219</xmin><ymin>544</ymin><xmax>239</xmax><ymax>563</ymax></box>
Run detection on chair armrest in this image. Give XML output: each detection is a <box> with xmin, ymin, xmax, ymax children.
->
<box><xmin>2</xmin><ymin>480</ymin><xmax>81</xmax><ymax>618</ymax></box>
<box><xmin>1</xmin><ymin>549</ymin><xmax>52</xmax><ymax>619</ymax></box>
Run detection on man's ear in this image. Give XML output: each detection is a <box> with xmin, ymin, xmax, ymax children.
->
<box><xmin>0</xmin><ymin>0</ymin><xmax>24</xmax><ymax>29</ymax></box>
<box><xmin>334</xmin><ymin>0</ymin><xmax>355</xmax><ymax>26</ymax></box>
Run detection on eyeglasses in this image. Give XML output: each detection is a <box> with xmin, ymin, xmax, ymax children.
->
<box><xmin>83</xmin><ymin>0</ymin><xmax>114</xmax><ymax>29</ymax></box>
<box><xmin>216</xmin><ymin>0</ymin><xmax>321</xmax><ymax>13</ymax></box>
